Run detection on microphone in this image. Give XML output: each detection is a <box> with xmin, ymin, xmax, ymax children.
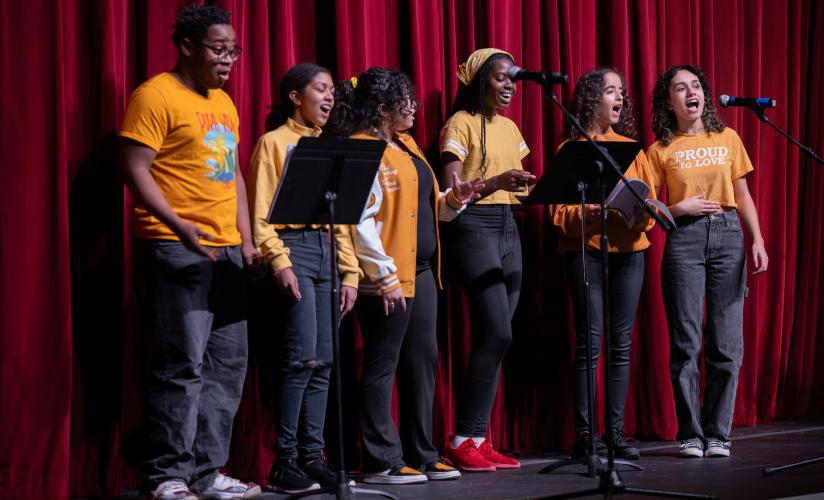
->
<box><xmin>719</xmin><ymin>95</ymin><xmax>777</xmax><ymax>109</ymax></box>
<box><xmin>507</xmin><ymin>66</ymin><xmax>569</xmax><ymax>85</ymax></box>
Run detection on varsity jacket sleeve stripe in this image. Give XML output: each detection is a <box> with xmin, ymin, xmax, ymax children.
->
<box><xmin>351</xmin><ymin>173</ymin><xmax>400</xmax><ymax>294</ymax></box>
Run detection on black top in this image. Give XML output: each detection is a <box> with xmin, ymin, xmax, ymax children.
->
<box><xmin>411</xmin><ymin>156</ymin><xmax>437</xmax><ymax>270</ymax></box>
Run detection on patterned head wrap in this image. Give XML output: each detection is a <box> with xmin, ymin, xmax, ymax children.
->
<box><xmin>457</xmin><ymin>48</ymin><xmax>513</xmax><ymax>85</ymax></box>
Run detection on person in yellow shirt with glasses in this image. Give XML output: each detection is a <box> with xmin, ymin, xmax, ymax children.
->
<box><xmin>119</xmin><ymin>4</ymin><xmax>261</xmax><ymax>499</ymax></box>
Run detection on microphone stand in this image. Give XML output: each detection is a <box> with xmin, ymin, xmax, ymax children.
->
<box><xmin>746</xmin><ymin>105</ymin><xmax>824</xmax><ymax>166</ymax></box>
<box><xmin>539</xmin><ymin>84</ymin><xmax>713</xmax><ymax>500</ymax></box>
<box><xmin>743</xmin><ymin>105</ymin><xmax>824</xmax><ymax>477</ymax></box>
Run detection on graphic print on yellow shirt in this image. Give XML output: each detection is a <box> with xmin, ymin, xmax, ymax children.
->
<box><xmin>120</xmin><ymin>72</ymin><xmax>241</xmax><ymax>246</ymax></box>
<box><xmin>646</xmin><ymin>128</ymin><xmax>753</xmax><ymax>209</ymax></box>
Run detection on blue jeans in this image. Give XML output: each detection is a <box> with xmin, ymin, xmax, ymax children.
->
<box><xmin>663</xmin><ymin>210</ymin><xmax>747</xmax><ymax>442</ymax></box>
<box><xmin>274</xmin><ymin>229</ymin><xmax>334</xmax><ymax>461</ymax></box>
<box><xmin>139</xmin><ymin>241</ymin><xmax>248</xmax><ymax>491</ymax></box>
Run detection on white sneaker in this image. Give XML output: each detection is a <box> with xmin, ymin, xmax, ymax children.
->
<box><xmin>679</xmin><ymin>438</ymin><xmax>705</xmax><ymax>458</ymax></box>
<box><xmin>705</xmin><ymin>438</ymin><xmax>731</xmax><ymax>457</ymax></box>
<box><xmin>199</xmin><ymin>473</ymin><xmax>262</xmax><ymax>499</ymax></box>
<box><xmin>150</xmin><ymin>480</ymin><xmax>197</xmax><ymax>500</ymax></box>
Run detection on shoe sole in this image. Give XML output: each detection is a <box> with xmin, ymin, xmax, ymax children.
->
<box><xmin>362</xmin><ymin>475</ymin><xmax>428</xmax><ymax>485</ymax></box>
<box><xmin>680</xmin><ymin>450</ymin><xmax>704</xmax><ymax>458</ymax></box>
<box><xmin>488</xmin><ymin>462</ymin><xmax>520</xmax><ymax>469</ymax></box>
<box><xmin>442</xmin><ymin>456</ymin><xmax>496</xmax><ymax>472</ymax></box>
<box><xmin>705</xmin><ymin>450</ymin><xmax>730</xmax><ymax>457</ymax></box>
<box><xmin>425</xmin><ymin>471</ymin><xmax>462</xmax><ymax>480</ymax></box>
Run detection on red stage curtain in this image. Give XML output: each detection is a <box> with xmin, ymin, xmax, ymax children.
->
<box><xmin>1</xmin><ymin>1</ymin><xmax>823</xmax><ymax>498</ymax></box>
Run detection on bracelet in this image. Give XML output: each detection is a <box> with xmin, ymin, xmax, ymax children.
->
<box><xmin>445</xmin><ymin>189</ymin><xmax>463</xmax><ymax>210</ymax></box>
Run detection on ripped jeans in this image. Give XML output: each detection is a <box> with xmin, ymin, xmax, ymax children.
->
<box><xmin>275</xmin><ymin>229</ymin><xmax>336</xmax><ymax>461</ymax></box>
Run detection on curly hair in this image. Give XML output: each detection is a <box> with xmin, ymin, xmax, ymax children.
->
<box><xmin>324</xmin><ymin>67</ymin><xmax>418</xmax><ymax>138</ymax></box>
<box><xmin>651</xmin><ymin>64</ymin><xmax>725</xmax><ymax>145</ymax></box>
<box><xmin>265</xmin><ymin>63</ymin><xmax>332</xmax><ymax>132</ymax></box>
<box><xmin>449</xmin><ymin>52</ymin><xmax>515</xmax><ymax>178</ymax></box>
<box><xmin>172</xmin><ymin>4</ymin><xmax>231</xmax><ymax>48</ymax></box>
<box><xmin>568</xmin><ymin>67</ymin><xmax>637</xmax><ymax>139</ymax></box>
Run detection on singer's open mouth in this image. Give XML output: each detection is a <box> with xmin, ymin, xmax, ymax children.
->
<box><xmin>686</xmin><ymin>98</ymin><xmax>700</xmax><ymax>110</ymax></box>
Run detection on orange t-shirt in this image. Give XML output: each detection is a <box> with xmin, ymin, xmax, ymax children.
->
<box><xmin>120</xmin><ymin>72</ymin><xmax>241</xmax><ymax>246</ymax></box>
<box><xmin>646</xmin><ymin>127</ymin><xmax>753</xmax><ymax>208</ymax></box>
<box><xmin>549</xmin><ymin>129</ymin><xmax>656</xmax><ymax>253</ymax></box>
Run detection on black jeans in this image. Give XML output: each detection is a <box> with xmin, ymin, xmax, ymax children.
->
<box><xmin>565</xmin><ymin>250</ymin><xmax>645</xmax><ymax>434</ymax></box>
<box><xmin>449</xmin><ymin>204</ymin><xmax>522</xmax><ymax>438</ymax></box>
<box><xmin>357</xmin><ymin>268</ymin><xmax>439</xmax><ymax>471</ymax></box>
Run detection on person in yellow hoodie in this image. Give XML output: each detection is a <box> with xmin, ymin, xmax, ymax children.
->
<box><xmin>549</xmin><ymin>68</ymin><xmax>655</xmax><ymax>461</ymax></box>
<box><xmin>647</xmin><ymin>64</ymin><xmax>768</xmax><ymax>459</ymax></box>
<box><xmin>325</xmin><ymin>67</ymin><xmax>480</xmax><ymax>485</ymax></box>
<box><xmin>246</xmin><ymin>63</ymin><xmax>362</xmax><ymax>494</ymax></box>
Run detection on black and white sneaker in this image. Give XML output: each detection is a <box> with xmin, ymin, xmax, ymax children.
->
<box><xmin>704</xmin><ymin>438</ymin><xmax>731</xmax><ymax>457</ymax></box>
<box><xmin>363</xmin><ymin>465</ymin><xmax>427</xmax><ymax>485</ymax></box>
<box><xmin>421</xmin><ymin>461</ymin><xmax>461</xmax><ymax>480</ymax></box>
<box><xmin>198</xmin><ymin>473</ymin><xmax>261</xmax><ymax>499</ymax></box>
<box><xmin>679</xmin><ymin>438</ymin><xmax>705</xmax><ymax>458</ymax></box>
<box><xmin>266</xmin><ymin>459</ymin><xmax>320</xmax><ymax>494</ymax></box>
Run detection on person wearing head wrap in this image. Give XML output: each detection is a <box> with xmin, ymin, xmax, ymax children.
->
<box><xmin>439</xmin><ymin>48</ymin><xmax>535</xmax><ymax>473</ymax></box>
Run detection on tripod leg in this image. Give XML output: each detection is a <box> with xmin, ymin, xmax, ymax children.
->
<box><xmin>763</xmin><ymin>456</ymin><xmax>824</xmax><ymax>476</ymax></box>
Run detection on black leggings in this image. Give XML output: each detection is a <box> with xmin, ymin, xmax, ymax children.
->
<box><xmin>450</xmin><ymin>204</ymin><xmax>522</xmax><ymax>437</ymax></box>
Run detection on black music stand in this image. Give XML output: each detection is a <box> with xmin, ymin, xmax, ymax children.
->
<box><xmin>268</xmin><ymin>136</ymin><xmax>398</xmax><ymax>500</ymax></box>
<box><xmin>522</xmin><ymin>141</ymin><xmax>645</xmax><ymax>479</ymax></box>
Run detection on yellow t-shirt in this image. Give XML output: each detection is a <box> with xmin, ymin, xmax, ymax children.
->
<box><xmin>440</xmin><ymin>110</ymin><xmax>529</xmax><ymax>205</ymax></box>
<box><xmin>120</xmin><ymin>72</ymin><xmax>241</xmax><ymax>246</ymax></box>
<box><xmin>646</xmin><ymin>127</ymin><xmax>753</xmax><ymax>208</ymax></box>
<box><xmin>246</xmin><ymin>118</ymin><xmax>362</xmax><ymax>287</ymax></box>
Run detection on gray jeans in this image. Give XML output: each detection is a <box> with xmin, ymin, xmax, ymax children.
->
<box><xmin>139</xmin><ymin>241</ymin><xmax>248</xmax><ymax>491</ymax></box>
<box><xmin>663</xmin><ymin>210</ymin><xmax>747</xmax><ymax>442</ymax></box>
<box><xmin>274</xmin><ymin>229</ymin><xmax>334</xmax><ymax>461</ymax></box>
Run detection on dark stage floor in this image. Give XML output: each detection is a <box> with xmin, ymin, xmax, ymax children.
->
<box><xmin>118</xmin><ymin>421</ymin><xmax>824</xmax><ymax>499</ymax></box>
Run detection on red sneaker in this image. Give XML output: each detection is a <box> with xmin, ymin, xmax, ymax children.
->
<box><xmin>444</xmin><ymin>438</ymin><xmax>496</xmax><ymax>472</ymax></box>
<box><xmin>478</xmin><ymin>440</ymin><xmax>521</xmax><ymax>469</ymax></box>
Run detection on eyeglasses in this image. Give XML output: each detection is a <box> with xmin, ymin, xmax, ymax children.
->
<box><xmin>197</xmin><ymin>42</ymin><xmax>242</xmax><ymax>61</ymax></box>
